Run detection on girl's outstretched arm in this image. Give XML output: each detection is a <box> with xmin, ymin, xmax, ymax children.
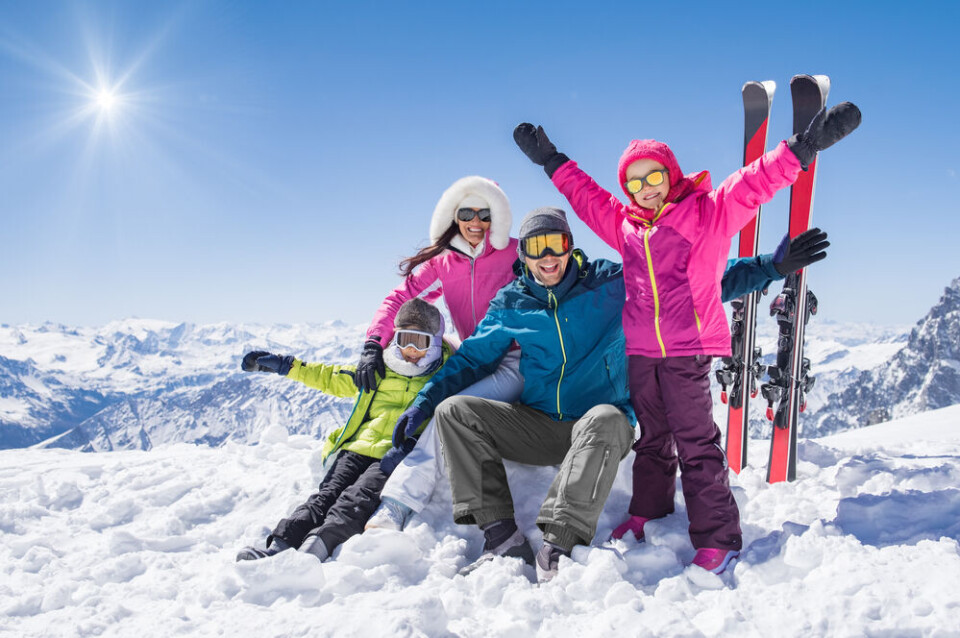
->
<box><xmin>514</xmin><ymin>123</ymin><xmax>627</xmax><ymax>254</ymax></box>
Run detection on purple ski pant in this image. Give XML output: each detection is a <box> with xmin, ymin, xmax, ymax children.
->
<box><xmin>628</xmin><ymin>354</ymin><xmax>742</xmax><ymax>551</ymax></box>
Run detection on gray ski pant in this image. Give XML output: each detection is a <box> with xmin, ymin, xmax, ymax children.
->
<box><xmin>435</xmin><ymin>396</ymin><xmax>634</xmax><ymax>551</ymax></box>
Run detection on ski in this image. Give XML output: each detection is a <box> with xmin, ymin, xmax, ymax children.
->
<box><xmin>761</xmin><ymin>74</ymin><xmax>830</xmax><ymax>484</ymax></box>
<box><xmin>716</xmin><ymin>80</ymin><xmax>776</xmax><ymax>474</ymax></box>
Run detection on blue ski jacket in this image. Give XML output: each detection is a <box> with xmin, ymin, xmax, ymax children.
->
<box><xmin>411</xmin><ymin>250</ymin><xmax>781</xmax><ymax>424</ymax></box>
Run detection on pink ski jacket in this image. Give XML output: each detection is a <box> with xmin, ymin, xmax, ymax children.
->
<box><xmin>551</xmin><ymin>140</ymin><xmax>802</xmax><ymax>357</ymax></box>
<box><xmin>365</xmin><ymin>238</ymin><xmax>520</xmax><ymax>345</ymax></box>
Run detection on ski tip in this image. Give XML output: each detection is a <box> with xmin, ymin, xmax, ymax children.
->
<box><xmin>790</xmin><ymin>74</ymin><xmax>832</xmax><ymax>97</ymax></box>
<box><xmin>742</xmin><ymin>80</ymin><xmax>776</xmax><ymax>99</ymax></box>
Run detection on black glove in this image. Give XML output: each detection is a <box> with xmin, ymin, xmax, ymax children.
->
<box><xmin>513</xmin><ymin>123</ymin><xmax>570</xmax><ymax>178</ymax></box>
<box><xmin>787</xmin><ymin>102</ymin><xmax>861</xmax><ymax>169</ymax></box>
<box><xmin>241</xmin><ymin>350</ymin><xmax>295</xmax><ymax>375</ymax></box>
<box><xmin>773</xmin><ymin>227</ymin><xmax>830</xmax><ymax>276</ymax></box>
<box><xmin>379</xmin><ymin>437</ymin><xmax>418</xmax><ymax>476</ymax></box>
<box><xmin>354</xmin><ymin>341</ymin><xmax>385</xmax><ymax>392</ymax></box>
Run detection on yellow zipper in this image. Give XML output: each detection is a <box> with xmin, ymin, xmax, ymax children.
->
<box><xmin>549</xmin><ymin>290</ymin><xmax>568</xmax><ymax>420</ymax></box>
<box><xmin>643</xmin><ymin>227</ymin><xmax>667</xmax><ymax>358</ymax></box>
<box><xmin>640</xmin><ymin>203</ymin><xmax>673</xmax><ymax>358</ymax></box>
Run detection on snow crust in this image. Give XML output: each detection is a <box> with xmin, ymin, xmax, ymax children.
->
<box><xmin>2</xmin><ymin>406</ymin><xmax>959</xmax><ymax>637</ymax></box>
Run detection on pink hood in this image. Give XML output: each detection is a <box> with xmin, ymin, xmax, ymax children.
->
<box><xmin>617</xmin><ymin>139</ymin><xmax>701</xmax><ymax>217</ymax></box>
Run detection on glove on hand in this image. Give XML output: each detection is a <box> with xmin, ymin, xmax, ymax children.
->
<box><xmin>379</xmin><ymin>437</ymin><xmax>418</xmax><ymax>476</ymax></box>
<box><xmin>513</xmin><ymin>123</ymin><xmax>570</xmax><ymax>178</ymax></box>
<box><xmin>773</xmin><ymin>227</ymin><xmax>830</xmax><ymax>276</ymax></box>
<box><xmin>242</xmin><ymin>350</ymin><xmax>294</xmax><ymax>375</ymax></box>
<box><xmin>242</xmin><ymin>351</ymin><xmax>295</xmax><ymax>375</ymax></box>
<box><xmin>610</xmin><ymin>515</ymin><xmax>649</xmax><ymax>542</ymax></box>
<box><xmin>392</xmin><ymin>406</ymin><xmax>427</xmax><ymax>448</ymax></box>
<box><xmin>355</xmin><ymin>341</ymin><xmax>385</xmax><ymax>392</ymax></box>
<box><xmin>787</xmin><ymin>102</ymin><xmax>862</xmax><ymax>169</ymax></box>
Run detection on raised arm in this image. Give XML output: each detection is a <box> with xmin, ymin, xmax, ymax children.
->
<box><xmin>709</xmin><ymin>102</ymin><xmax>860</xmax><ymax>239</ymax></box>
<box><xmin>514</xmin><ymin>123</ymin><xmax>627</xmax><ymax>253</ymax></box>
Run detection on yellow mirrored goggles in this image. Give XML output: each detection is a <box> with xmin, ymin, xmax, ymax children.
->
<box><xmin>520</xmin><ymin>233</ymin><xmax>571</xmax><ymax>259</ymax></box>
<box><xmin>625</xmin><ymin>169</ymin><xmax>668</xmax><ymax>194</ymax></box>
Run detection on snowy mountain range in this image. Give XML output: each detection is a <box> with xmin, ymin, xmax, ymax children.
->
<box><xmin>2</xmin><ymin>276</ymin><xmax>958</xmax><ymax>452</ymax></box>
<box><xmin>810</xmin><ymin>276</ymin><xmax>960</xmax><ymax>435</ymax></box>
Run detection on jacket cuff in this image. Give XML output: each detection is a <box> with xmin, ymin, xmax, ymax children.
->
<box><xmin>757</xmin><ymin>253</ymin><xmax>784</xmax><ymax>281</ymax></box>
<box><xmin>544</xmin><ymin>153</ymin><xmax>571</xmax><ymax>179</ymax></box>
<box><xmin>285</xmin><ymin>358</ymin><xmax>305</xmax><ymax>378</ymax></box>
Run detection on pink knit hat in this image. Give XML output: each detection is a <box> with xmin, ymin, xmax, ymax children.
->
<box><xmin>617</xmin><ymin>139</ymin><xmax>698</xmax><ymax>208</ymax></box>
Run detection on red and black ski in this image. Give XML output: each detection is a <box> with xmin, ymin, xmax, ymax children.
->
<box><xmin>761</xmin><ymin>74</ymin><xmax>830</xmax><ymax>484</ymax></box>
<box><xmin>716</xmin><ymin>80</ymin><xmax>776</xmax><ymax>474</ymax></box>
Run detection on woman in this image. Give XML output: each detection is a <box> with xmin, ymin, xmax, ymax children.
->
<box><xmin>357</xmin><ymin>175</ymin><xmax>525</xmax><ymax>530</ymax></box>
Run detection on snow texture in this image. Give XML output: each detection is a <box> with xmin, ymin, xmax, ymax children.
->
<box><xmin>2</xmin><ymin>405</ymin><xmax>960</xmax><ymax>637</ymax></box>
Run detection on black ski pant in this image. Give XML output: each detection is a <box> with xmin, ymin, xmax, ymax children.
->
<box><xmin>268</xmin><ymin>450</ymin><xmax>387</xmax><ymax>556</ymax></box>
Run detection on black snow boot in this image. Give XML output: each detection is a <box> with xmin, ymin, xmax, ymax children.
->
<box><xmin>236</xmin><ymin>537</ymin><xmax>292</xmax><ymax>562</ymax></box>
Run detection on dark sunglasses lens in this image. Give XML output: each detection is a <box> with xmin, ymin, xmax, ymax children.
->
<box><xmin>456</xmin><ymin>208</ymin><xmax>473</xmax><ymax>221</ymax></box>
<box><xmin>457</xmin><ymin>208</ymin><xmax>491</xmax><ymax>222</ymax></box>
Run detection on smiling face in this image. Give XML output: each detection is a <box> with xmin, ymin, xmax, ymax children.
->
<box><xmin>625</xmin><ymin>158</ymin><xmax>670</xmax><ymax>210</ymax></box>
<box><xmin>456</xmin><ymin>209</ymin><xmax>491</xmax><ymax>248</ymax></box>
<box><xmin>524</xmin><ymin>251</ymin><xmax>571</xmax><ymax>287</ymax></box>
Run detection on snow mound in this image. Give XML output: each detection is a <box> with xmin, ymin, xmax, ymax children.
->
<box><xmin>2</xmin><ymin>407</ymin><xmax>960</xmax><ymax>636</ymax></box>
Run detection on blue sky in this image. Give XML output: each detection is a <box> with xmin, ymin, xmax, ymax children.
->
<box><xmin>1</xmin><ymin>0</ymin><xmax>957</xmax><ymax>328</ymax></box>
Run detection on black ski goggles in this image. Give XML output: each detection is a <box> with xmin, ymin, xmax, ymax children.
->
<box><xmin>456</xmin><ymin>207</ymin><xmax>492</xmax><ymax>222</ymax></box>
<box><xmin>625</xmin><ymin>169</ymin><xmax>668</xmax><ymax>194</ymax></box>
<box><xmin>520</xmin><ymin>232</ymin><xmax>572</xmax><ymax>259</ymax></box>
<box><xmin>395</xmin><ymin>330</ymin><xmax>433</xmax><ymax>352</ymax></box>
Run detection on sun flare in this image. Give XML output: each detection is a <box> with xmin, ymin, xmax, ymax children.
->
<box><xmin>95</xmin><ymin>89</ymin><xmax>117</xmax><ymax>111</ymax></box>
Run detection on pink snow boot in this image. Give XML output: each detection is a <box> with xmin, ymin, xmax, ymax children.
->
<box><xmin>610</xmin><ymin>515</ymin><xmax>650</xmax><ymax>542</ymax></box>
<box><xmin>691</xmin><ymin>548</ymin><xmax>739</xmax><ymax>574</ymax></box>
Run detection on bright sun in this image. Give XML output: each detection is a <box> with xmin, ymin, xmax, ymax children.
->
<box><xmin>95</xmin><ymin>89</ymin><xmax>118</xmax><ymax>112</ymax></box>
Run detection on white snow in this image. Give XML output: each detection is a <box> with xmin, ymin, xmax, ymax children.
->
<box><xmin>2</xmin><ymin>406</ymin><xmax>960</xmax><ymax>637</ymax></box>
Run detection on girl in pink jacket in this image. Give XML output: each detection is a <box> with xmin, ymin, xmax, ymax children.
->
<box><xmin>514</xmin><ymin>101</ymin><xmax>860</xmax><ymax>574</ymax></box>
<box><xmin>358</xmin><ymin>176</ymin><xmax>525</xmax><ymax>530</ymax></box>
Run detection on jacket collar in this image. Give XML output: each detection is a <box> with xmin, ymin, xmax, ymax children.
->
<box><xmin>448</xmin><ymin>234</ymin><xmax>487</xmax><ymax>258</ymax></box>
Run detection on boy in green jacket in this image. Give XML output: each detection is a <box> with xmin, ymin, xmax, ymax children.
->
<box><xmin>236</xmin><ymin>298</ymin><xmax>449</xmax><ymax>562</ymax></box>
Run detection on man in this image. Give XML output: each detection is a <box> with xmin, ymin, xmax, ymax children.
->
<box><xmin>391</xmin><ymin>207</ymin><xmax>826</xmax><ymax>583</ymax></box>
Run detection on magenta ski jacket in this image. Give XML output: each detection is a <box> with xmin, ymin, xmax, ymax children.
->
<box><xmin>365</xmin><ymin>237</ymin><xmax>520</xmax><ymax>346</ymax></box>
<box><xmin>550</xmin><ymin>140</ymin><xmax>802</xmax><ymax>357</ymax></box>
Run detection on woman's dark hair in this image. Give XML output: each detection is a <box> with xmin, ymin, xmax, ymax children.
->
<box><xmin>399</xmin><ymin>222</ymin><xmax>460</xmax><ymax>277</ymax></box>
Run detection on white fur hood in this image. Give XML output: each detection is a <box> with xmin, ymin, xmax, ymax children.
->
<box><xmin>429</xmin><ymin>176</ymin><xmax>512</xmax><ymax>250</ymax></box>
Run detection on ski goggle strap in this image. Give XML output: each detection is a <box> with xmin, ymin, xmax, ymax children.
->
<box><xmin>456</xmin><ymin>208</ymin><xmax>492</xmax><ymax>222</ymax></box>
<box><xmin>625</xmin><ymin>169</ymin><xmax>668</xmax><ymax>194</ymax></box>
<box><xmin>521</xmin><ymin>233</ymin><xmax>572</xmax><ymax>259</ymax></box>
<box><xmin>395</xmin><ymin>329</ymin><xmax>433</xmax><ymax>352</ymax></box>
